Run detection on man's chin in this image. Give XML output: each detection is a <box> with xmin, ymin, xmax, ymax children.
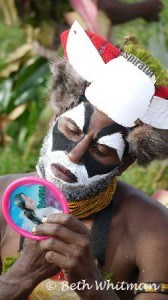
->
<box><xmin>45</xmin><ymin>170</ymin><xmax>114</xmax><ymax>202</ymax></box>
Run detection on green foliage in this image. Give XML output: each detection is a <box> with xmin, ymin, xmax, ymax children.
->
<box><xmin>114</xmin><ymin>0</ymin><xmax>168</xmax><ymax>55</ymax></box>
<box><xmin>121</xmin><ymin>161</ymin><xmax>168</xmax><ymax>196</ymax></box>
<box><xmin>16</xmin><ymin>0</ymin><xmax>71</xmax><ymax>26</ymax></box>
<box><xmin>0</xmin><ymin>145</ymin><xmax>39</xmax><ymax>174</ymax></box>
<box><xmin>1</xmin><ymin>56</ymin><xmax>49</xmax><ymax>112</ymax></box>
<box><xmin>0</xmin><ymin>54</ymin><xmax>50</xmax><ymax>149</ymax></box>
<box><xmin>102</xmin><ymin>271</ymin><xmax>114</xmax><ymax>282</ymax></box>
<box><xmin>2</xmin><ymin>254</ymin><xmax>20</xmax><ymax>274</ymax></box>
<box><xmin>123</xmin><ymin>43</ymin><xmax>168</xmax><ymax>86</ymax></box>
<box><xmin>0</xmin><ymin>21</ymin><xmax>25</xmax><ymax>65</ymax></box>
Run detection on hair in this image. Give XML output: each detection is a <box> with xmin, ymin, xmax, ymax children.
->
<box><xmin>14</xmin><ymin>193</ymin><xmax>42</xmax><ymax>225</ymax></box>
<box><xmin>49</xmin><ymin>58</ymin><xmax>88</xmax><ymax>116</ymax></box>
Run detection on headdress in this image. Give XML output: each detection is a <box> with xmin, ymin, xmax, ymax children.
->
<box><xmin>49</xmin><ymin>21</ymin><xmax>168</xmax><ymax>166</ymax></box>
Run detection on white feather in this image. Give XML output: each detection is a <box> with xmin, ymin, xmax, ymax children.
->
<box><xmin>66</xmin><ymin>21</ymin><xmax>104</xmax><ymax>82</ymax></box>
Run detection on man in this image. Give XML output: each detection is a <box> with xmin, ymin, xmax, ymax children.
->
<box><xmin>0</xmin><ymin>21</ymin><xmax>168</xmax><ymax>300</ymax></box>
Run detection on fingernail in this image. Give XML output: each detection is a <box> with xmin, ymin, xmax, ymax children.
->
<box><xmin>42</xmin><ymin>217</ymin><xmax>48</xmax><ymax>223</ymax></box>
<box><xmin>32</xmin><ymin>227</ymin><xmax>37</xmax><ymax>234</ymax></box>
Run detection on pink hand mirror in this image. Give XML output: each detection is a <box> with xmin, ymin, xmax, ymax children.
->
<box><xmin>2</xmin><ymin>176</ymin><xmax>69</xmax><ymax>240</ymax></box>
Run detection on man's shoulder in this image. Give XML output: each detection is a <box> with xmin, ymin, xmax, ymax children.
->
<box><xmin>115</xmin><ymin>180</ymin><xmax>168</xmax><ymax>236</ymax></box>
<box><xmin>116</xmin><ymin>179</ymin><xmax>167</xmax><ymax>211</ymax></box>
<box><xmin>111</xmin><ymin>180</ymin><xmax>168</xmax><ymax>268</ymax></box>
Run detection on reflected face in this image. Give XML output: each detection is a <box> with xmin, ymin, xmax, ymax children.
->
<box><xmin>21</xmin><ymin>194</ymin><xmax>35</xmax><ymax>210</ymax></box>
<box><xmin>38</xmin><ymin>101</ymin><xmax>127</xmax><ymax>200</ymax></box>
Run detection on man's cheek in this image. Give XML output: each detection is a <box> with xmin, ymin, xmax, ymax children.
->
<box><xmin>81</xmin><ymin>153</ymin><xmax>118</xmax><ymax>177</ymax></box>
<box><xmin>52</xmin><ymin>125</ymin><xmax>76</xmax><ymax>152</ymax></box>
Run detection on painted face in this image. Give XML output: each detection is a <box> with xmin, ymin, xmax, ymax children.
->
<box><xmin>37</xmin><ymin>101</ymin><xmax>127</xmax><ymax>201</ymax></box>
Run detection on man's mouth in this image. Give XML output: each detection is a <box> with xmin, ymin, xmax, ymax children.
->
<box><xmin>50</xmin><ymin>163</ymin><xmax>78</xmax><ymax>183</ymax></box>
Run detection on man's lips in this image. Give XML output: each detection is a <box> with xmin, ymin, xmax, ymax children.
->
<box><xmin>51</xmin><ymin>163</ymin><xmax>78</xmax><ymax>183</ymax></box>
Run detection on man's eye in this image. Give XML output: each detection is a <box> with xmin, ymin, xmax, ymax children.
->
<box><xmin>67</xmin><ymin>124</ymin><xmax>81</xmax><ymax>136</ymax></box>
<box><xmin>92</xmin><ymin>146</ymin><xmax>107</xmax><ymax>157</ymax></box>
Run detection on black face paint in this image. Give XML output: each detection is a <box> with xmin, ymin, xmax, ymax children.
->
<box><xmin>52</xmin><ymin>121</ymin><xmax>118</xmax><ymax>177</ymax></box>
<box><xmin>95</xmin><ymin>123</ymin><xmax>124</xmax><ymax>141</ymax></box>
<box><xmin>52</xmin><ymin>120</ymin><xmax>76</xmax><ymax>152</ymax></box>
<box><xmin>52</xmin><ymin>102</ymin><xmax>125</xmax><ymax>178</ymax></box>
<box><xmin>83</xmin><ymin>102</ymin><xmax>94</xmax><ymax>134</ymax></box>
<box><xmin>81</xmin><ymin>152</ymin><xmax>118</xmax><ymax>177</ymax></box>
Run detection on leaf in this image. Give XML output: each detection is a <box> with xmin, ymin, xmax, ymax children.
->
<box><xmin>7</xmin><ymin>44</ymin><xmax>32</xmax><ymax>62</ymax></box>
<box><xmin>148</xmin><ymin>24</ymin><xmax>168</xmax><ymax>68</ymax></box>
<box><xmin>38</xmin><ymin>22</ymin><xmax>55</xmax><ymax>47</ymax></box>
<box><xmin>0</xmin><ymin>0</ymin><xmax>18</xmax><ymax>26</ymax></box>
<box><xmin>0</xmin><ymin>79</ymin><xmax>12</xmax><ymax>112</ymax></box>
<box><xmin>64</xmin><ymin>12</ymin><xmax>88</xmax><ymax>29</ymax></box>
<box><xmin>17</xmin><ymin>127</ymin><xmax>28</xmax><ymax>151</ymax></box>
<box><xmin>69</xmin><ymin>0</ymin><xmax>98</xmax><ymax>33</ymax></box>
<box><xmin>12</xmin><ymin>63</ymin><xmax>49</xmax><ymax>102</ymax></box>
<box><xmin>13</xmin><ymin>57</ymin><xmax>46</xmax><ymax>91</ymax></box>
<box><xmin>8</xmin><ymin>104</ymin><xmax>27</xmax><ymax>121</ymax></box>
<box><xmin>97</xmin><ymin>10</ymin><xmax>112</xmax><ymax>39</ymax></box>
<box><xmin>0</xmin><ymin>61</ymin><xmax>8</xmax><ymax>73</ymax></box>
<box><xmin>0</xmin><ymin>62</ymin><xmax>20</xmax><ymax>78</ymax></box>
<box><xmin>13</xmin><ymin>89</ymin><xmax>35</xmax><ymax>105</ymax></box>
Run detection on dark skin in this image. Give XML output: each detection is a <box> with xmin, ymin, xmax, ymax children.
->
<box><xmin>97</xmin><ymin>0</ymin><xmax>164</xmax><ymax>24</ymax></box>
<box><xmin>0</xmin><ymin>107</ymin><xmax>168</xmax><ymax>299</ymax></box>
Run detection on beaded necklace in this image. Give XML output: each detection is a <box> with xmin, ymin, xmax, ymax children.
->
<box><xmin>68</xmin><ymin>177</ymin><xmax>117</xmax><ymax>219</ymax></box>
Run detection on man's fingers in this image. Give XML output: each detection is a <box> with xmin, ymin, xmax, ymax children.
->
<box><xmin>40</xmin><ymin>237</ymin><xmax>75</xmax><ymax>257</ymax></box>
<box><xmin>42</xmin><ymin>213</ymin><xmax>89</xmax><ymax>234</ymax></box>
<box><xmin>34</xmin><ymin>222</ymin><xmax>91</xmax><ymax>247</ymax></box>
<box><xmin>45</xmin><ymin>250</ymin><xmax>81</xmax><ymax>271</ymax></box>
<box><xmin>45</xmin><ymin>250</ymin><xmax>68</xmax><ymax>267</ymax></box>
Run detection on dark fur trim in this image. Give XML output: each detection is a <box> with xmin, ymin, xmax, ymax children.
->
<box><xmin>49</xmin><ymin>58</ymin><xmax>89</xmax><ymax>115</ymax></box>
<box><xmin>127</xmin><ymin>125</ymin><xmax>168</xmax><ymax>166</ymax></box>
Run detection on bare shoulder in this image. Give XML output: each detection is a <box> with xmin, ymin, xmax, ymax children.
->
<box><xmin>117</xmin><ymin>182</ymin><xmax>168</xmax><ymax>268</ymax></box>
<box><xmin>115</xmin><ymin>180</ymin><xmax>168</xmax><ymax>232</ymax></box>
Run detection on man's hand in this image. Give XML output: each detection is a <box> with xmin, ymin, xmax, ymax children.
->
<box><xmin>31</xmin><ymin>214</ymin><xmax>120</xmax><ymax>300</ymax></box>
<box><xmin>142</xmin><ymin>0</ymin><xmax>164</xmax><ymax>22</ymax></box>
<box><xmin>34</xmin><ymin>213</ymin><xmax>100</xmax><ymax>286</ymax></box>
<box><xmin>20</xmin><ymin>238</ymin><xmax>61</xmax><ymax>282</ymax></box>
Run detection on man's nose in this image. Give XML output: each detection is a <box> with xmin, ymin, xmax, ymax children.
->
<box><xmin>67</xmin><ymin>132</ymin><xmax>94</xmax><ymax>163</ymax></box>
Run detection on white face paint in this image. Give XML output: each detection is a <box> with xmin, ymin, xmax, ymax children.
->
<box><xmin>62</xmin><ymin>104</ymin><xmax>125</xmax><ymax>162</ymax></box>
<box><xmin>42</xmin><ymin>129</ymin><xmax>114</xmax><ymax>186</ymax></box>
<box><xmin>37</xmin><ymin>104</ymin><xmax>126</xmax><ymax>201</ymax></box>
<box><xmin>98</xmin><ymin>133</ymin><xmax>125</xmax><ymax>160</ymax></box>
<box><xmin>37</xmin><ymin>125</ymin><xmax>120</xmax><ymax>200</ymax></box>
<box><xmin>61</xmin><ymin>102</ymin><xmax>85</xmax><ymax>131</ymax></box>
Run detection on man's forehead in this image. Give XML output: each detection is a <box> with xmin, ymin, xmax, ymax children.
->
<box><xmin>61</xmin><ymin>102</ymin><xmax>85</xmax><ymax>131</ymax></box>
<box><xmin>60</xmin><ymin>102</ymin><xmax>126</xmax><ymax>153</ymax></box>
<box><xmin>61</xmin><ymin>101</ymin><xmax>115</xmax><ymax>133</ymax></box>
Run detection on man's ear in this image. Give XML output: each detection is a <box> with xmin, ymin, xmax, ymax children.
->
<box><xmin>127</xmin><ymin>124</ymin><xmax>168</xmax><ymax>166</ymax></box>
<box><xmin>115</xmin><ymin>153</ymin><xmax>135</xmax><ymax>176</ymax></box>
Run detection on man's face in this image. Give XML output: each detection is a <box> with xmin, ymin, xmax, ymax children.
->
<box><xmin>37</xmin><ymin>101</ymin><xmax>127</xmax><ymax>200</ymax></box>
